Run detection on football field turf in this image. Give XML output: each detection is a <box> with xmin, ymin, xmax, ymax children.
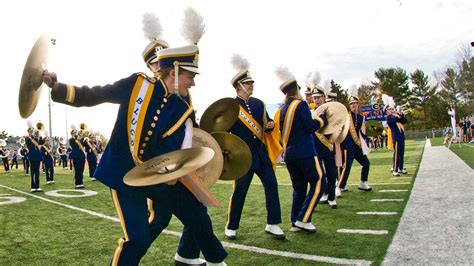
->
<box><xmin>0</xmin><ymin>140</ymin><xmax>424</xmax><ymax>265</ymax></box>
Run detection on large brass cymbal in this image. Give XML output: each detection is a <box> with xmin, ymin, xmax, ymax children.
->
<box><xmin>200</xmin><ymin>98</ymin><xmax>239</xmax><ymax>133</ymax></box>
<box><xmin>124</xmin><ymin>147</ymin><xmax>215</xmax><ymax>187</ymax></box>
<box><xmin>312</xmin><ymin>102</ymin><xmax>348</xmax><ymax>135</ymax></box>
<box><xmin>19</xmin><ymin>35</ymin><xmax>50</xmax><ymax>119</ymax></box>
<box><xmin>192</xmin><ymin>128</ymin><xmax>224</xmax><ymax>188</ymax></box>
<box><xmin>330</xmin><ymin>114</ymin><xmax>350</xmax><ymax>144</ymax></box>
<box><xmin>211</xmin><ymin>132</ymin><xmax>252</xmax><ymax>181</ymax></box>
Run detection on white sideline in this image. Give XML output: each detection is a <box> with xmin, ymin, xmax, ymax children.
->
<box><xmin>0</xmin><ymin>184</ymin><xmax>372</xmax><ymax>265</ymax></box>
<box><xmin>337</xmin><ymin>229</ymin><xmax>389</xmax><ymax>235</ymax></box>
<box><xmin>357</xmin><ymin>212</ymin><xmax>398</xmax><ymax>216</ymax></box>
<box><xmin>371</xmin><ymin>199</ymin><xmax>404</xmax><ymax>202</ymax></box>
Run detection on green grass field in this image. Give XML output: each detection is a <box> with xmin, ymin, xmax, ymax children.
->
<box><xmin>0</xmin><ymin>140</ymin><xmax>425</xmax><ymax>265</ymax></box>
<box><xmin>430</xmin><ymin>137</ymin><xmax>474</xmax><ymax>169</ymax></box>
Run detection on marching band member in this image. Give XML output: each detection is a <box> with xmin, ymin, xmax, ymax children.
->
<box><xmin>224</xmin><ymin>54</ymin><xmax>284</xmax><ymax>240</ymax></box>
<box><xmin>42</xmin><ymin>8</ymin><xmax>227</xmax><ymax>265</ymax></box>
<box><xmin>140</xmin><ymin>12</ymin><xmax>205</xmax><ymax>265</ymax></box>
<box><xmin>311</xmin><ymin>84</ymin><xmax>338</xmax><ymax>209</ymax></box>
<box><xmin>336</xmin><ymin>92</ymin><xmax>372</xmax><ymax>197</ymax></box>
<box><xmin>10</xmin><ymin>150</ymin><xmax>18</xmax><ymax>170</ymax></box>
<box><xmin>25</xmin><ymin>123</ymin><xmax>43</xmax><ymax>192</ymax></box>
<box><xmin>18</xmin><ymin>141</ymin><xmax>29</xmax><ymax>174</ymax></box>
<box><xmin>384</xmin><ymin>103</ymin><xmax>407</xmax><ymax>176</ymax></box>
<box><xmin>57</xmin><ymin>140</ymin><xmax>68</xmax><ymax>169</ymax></box>
<box><xmin>40</xmin><ymin>136</ymin><xmax>55</xmax><ymax>184</ymax></box>
<box><xmin>0</xmin><ymin>141</ymin><xmax>10</xmax><ymax>173</ymax></box>
<box><xmin>69</xmin><ymin>126</ymin><xmax>86</xmax><ymax>188</ymax></box>
<box><xmin>84</xmin><ymin>131</ymin><xmax>98</xmax><ymax>181</ymax></box>
<box><xmin>276</xmin><ymin>66</ymin><xmax>327</xmax><ymax>233</ymax></box>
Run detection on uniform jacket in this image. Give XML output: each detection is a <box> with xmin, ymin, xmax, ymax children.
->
<box><xmin>342</xmin><ymin>111</ymin><xmax>366</xmax><ymax>151</ymax></box>
<box><xmin>51</xmin><ymin>73</ymin><xmax>193</xmax><ymax>191</ymax></box>
<box><xmin>40</xmin><ymin>146</ymin><xmax>54</xmax><ymax>163</ymax></box>
<box><xmin>25</xmin><ymin>136</ymin><xmax>43</xmax><ymax>161</ymax></box>
<box><xmin>69</xmin><ymin>137</ymin><xmax>86</xmax><ymax>159</ymax></box>
<box><xmin>279</xmin><ymin>98</ymin><xmax>327</xmax><ymax>160</ymax></box>
<box><xmin>386</xmin><ymin>114</ymin><xmax>406</xmax><ymax>141</ymax></box>
<box><xmin>229</xmin><ymin>96</ymin><xmax>272</xmax><ymax>170</ymax></box>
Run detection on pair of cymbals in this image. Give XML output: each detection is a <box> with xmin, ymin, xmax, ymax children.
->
<box><xmin>19</xmin><ymin>34</ymin><xmax>51</xmax><ymax>119</ymax></box>
<box><xmin>330</xmin><ymin>116</ymin><xmax>350</xmax><ymax>144</ymax></box>
<box><xmin>124</xmin><ymin>147</ymin><xmax>215</xmax><ymax>187</ymax></box>
<box><xmin>200</xmin><ymin>98</ymin><xmax>239</xmax><ymax>133</ymax></box>
<box><xmin>124</xmin><ymin>129</ymin><xmax>252</xmax><ymax>187</ymax></box>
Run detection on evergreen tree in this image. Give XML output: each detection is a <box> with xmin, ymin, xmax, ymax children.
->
<box><xmin>330</xmin><ymin>80</ymin><xmax>349</xmax><ymax>106</ymax></box>
<box><xmin>372</xmin><ymin>67</ymin><xmax>410</xmax><ymax>105</ymax></box>
<box><xmin>409</xmin><ymin>69</ymin><xmax>436</xmax><ymax>129</ymax></box>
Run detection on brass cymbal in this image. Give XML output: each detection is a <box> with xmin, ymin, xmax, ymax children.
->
<box><xmin>192</xmin><ymin>128</ymin><xmax>224</xmax><ymax>188</ymax></box>
<box><xmin>312</xmin><ymin>102</ymin><xmax>348</xmax><ymax>135</ymax></box>
<box><xmin>211</xmin><ymin>132</ymin><xmax>252</xmax><ymax>181</ymax></box>
<box><xmin>124</xmin><ymin>147</ymin><xmax>215</xmax><ymax>187</ymax></box>
<box><xmin>200</xmin><ymin>98</ymin><xmax>239</xmax><ymax>133</ymax></box>
<box><xmin>18</xmin><ymin>35</ymin><xmax>50</xmax><ymax>119</ymax></box>
<box><xmin>330</xmin><ymin>114</ymin><xmax>350</xmax><ymax>144</ymax></box>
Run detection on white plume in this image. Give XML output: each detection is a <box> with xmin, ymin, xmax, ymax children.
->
<box><xmin>381</xmin><ymin>94</ymin><xmax>390</xmax><ymax>106</ymax></box>
<box><xmin>70</xmin><ymin>124</ymin><xmax>76</xmax><ymax>130</ymax></box>
<box><xmin>230</xmin><ymin>53</ymin><xmax>250</xmax><ymax>71</ymax></box>
<box><xmin>142</xmin><ymin>13</ymin><xmax>164</xmax><ymax>41</ymax></box>
<box><xmin>323</xmin><ymin>80</ymin><xmax>332</xmax><ymax>91</ymax></box>
<box><xmin>181</xmin><ymin>7</ymin><xmax>206</xmax><ymax>44</ymax></box>
<box><xmin>389</xmin><ymin>96</ymin><xmax>396</xmax><ymax>107</ymax></box>
<box><xmin>274</xmin><ymin>65</ymin><xmax>295</xmax><ymax>82</ymax></box>
<box><xmin>26</xmin><ymin>120</ymin><xmax>33</xmax><ymax>129</ymax></box>
<box><xmin>44</xmin><ymin>131</ymin><xmax>50</xmax><ymax>138</ymax></box>
<box><xmin>349</xmin><ymin>84</ymin><xmax>358</xmax><ymax>97</ymax></box>
<box><xmin>305</xmin><ymin>71</ymin><xmax>321</xmax><ymax>89</ymax></box>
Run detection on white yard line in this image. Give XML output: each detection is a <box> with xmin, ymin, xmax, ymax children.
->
<box><xmin>337</xmin><ymin>229</ymin><xmax>389</xmax><ymax>235</ymax></box>
<box><xmin>370</xmin><ymin>199</ymin><xmax>404</xmax><ymax>202</ymax></box>
<box><xmin>215</xmin><ymin>181</ymin><xmax>411</xmax><ymax>186</ymax></box>
<box><xmin>357</xmin><ymin>212</ymin><xmax>398</xmax><ymax>216</ymax></box>
<box><xmin>0</xmin><ymin>184</ymin><xmax>372</xmax><ymax>265</ymax></box>
<box><xmin>379</xmin><ymin>190</ymin><xmax>408</xmax><ymax>193</ymax></box>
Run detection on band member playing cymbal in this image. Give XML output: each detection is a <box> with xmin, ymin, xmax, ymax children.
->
<box><xmin>42</xmin><ymin>8</ymin><xmax>227</xmax><ymax>265</ymax></box>
<box><xmin>336</xmin><ymin>90</ymin><xmax>372</xmax><ymax>197</ymax></box>
<box><xmin>276</xmin><ymin>66</ymin><xmax>328</xmax><ymax>233</ymax></box>
<box><xmin>224</xmin><ymin>54</ymin><xmax>284</xmax><ymax>240</ymax></box>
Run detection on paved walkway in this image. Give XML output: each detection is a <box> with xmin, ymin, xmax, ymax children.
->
<box><xmin>383</xmin><ymin>140</ymin><xmax>474</xmax><ymax>265</ymax></box>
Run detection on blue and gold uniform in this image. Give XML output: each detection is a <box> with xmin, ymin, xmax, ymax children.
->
<box><xmin>84</xmin><ymin>137</ymin><xmax>98</xmax><ymax>179</ymax></box>
<box><xmin>25</xmin><ymin>132</ymin><xmax>43</xmax><ymax>192</ymax></box>
<box><xmin>49</xmin><ymin>46</ymin><xmax>227</xmax><ymax>265</ymax></box>
<box><xmin>278</xmin><ymin>79</ymin><xmax>327</xmax><ymax>230</ymax></box>
<box><xmin>337</xmin><ymin>101</ymin><xmax>371</xmax><ymax>192</ymax></box>
<box><xmin>40</xmin><ymin>140</ymin><xmax>55</xmax><ymax>184</ymax></box>
<box><xmin>226</xmin><ymin>96</ymin><xmax>282</xmax><ymax>233</ymax></box>
<box><xmin>386</xmin><ymin>112</ymin><xmax>407</xmax><ymax>174</ymax></box>
<box><xmin>69</xmin><ymin>133</ymin><xmax>86</xmax><ymax>188</ymax></box>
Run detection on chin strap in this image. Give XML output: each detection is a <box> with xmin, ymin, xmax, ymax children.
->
<box><xmin>173</xmin><ymin>61</ymin><xmax>180</xmax><ymax>95</ymax></box>
<box><xmin>238</xmin><ymin>81</ymin><xmax>252</xmax><ymax>97</ymax></box>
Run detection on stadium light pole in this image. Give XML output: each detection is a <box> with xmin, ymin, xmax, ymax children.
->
<box><xmin>48</xmin><ymin>38</ymin><xmax>56</xmax><ymax>149</ymax></box>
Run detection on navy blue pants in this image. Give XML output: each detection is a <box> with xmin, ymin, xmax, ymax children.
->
<box><xmin>321</xmin><ymin>155</ymin><xmax>337</xmax><ymax>201</ymax></box>
<box><xmin>60</xmin><ymin>155</ymin><xmax>68</xmax><ymax>168</ymax></box>
<box><xmin>286</xmin><ymin>156</ymin><xmax>326</xmax><ymax>223</ymax></box>
<box><xmin>392</xmin><ymin>139</ymin><xmax>405</xmax><ymax>172</ymax></box>
<box><xmin>147</xmin><ymin>199</ymin><xmax>200</xmax><ymax>260</ymax></box>
<box><xmin>338</xmin><ymin>147</ymin><xmax>370</xmax><ymax>189</ymax></box>
<box><xmin>87</xmin><ymin>156</ymin><xmax>97</xmax><ymax>178</ymax></box>
<box><xmin>30</xmin><ymin>160</ymin><xmax>41</xmax><ymax>189</ymax></box>
<box><xmin>226</xmin><ymin>163</ymin><xmax>282</xmax><ymax>230</ymax></box>
<box><xmin>111</xmin><ymin>182</ymin><xmax>227</xmax><ymax>266</ymax></box>
<box><xmin>1</xmin><ymin>158</ymin><xmax>9</xmax><ymax>172</ymax></box>
<box><xmin>72</xmin><ymin>158</ymin><xmax>85</xmax><ymax>186</ymax></box>
<box><xmin>23</xmin><ymin>158</ymin><xmax>29</xmax><ymax>174</ymax></box>
<box><xmin>44</xmin><ymin>160</ymin><xmax>54</xmax><ymax>182</ymax></box>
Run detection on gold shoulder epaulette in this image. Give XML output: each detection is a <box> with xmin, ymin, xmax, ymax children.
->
<box><xmin>136</xmin><ymin>72</ymin><xmax>156</xmax><ymax>83</ymax></box>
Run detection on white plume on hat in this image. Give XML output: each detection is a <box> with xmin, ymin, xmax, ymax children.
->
<box><xmin>349</xmin><ymin>84</ymin><xmax>358</xmax><ymax>97</ymax></box>
<box><xmin>274</xmin><ymin>65</ymin><xmax>295</xmax><ymax>82</ymax></box>
<box><xmin>181</xmin><ymin>7</ymin><xmax>205</xmax><ymax>44</ymax></box>
<box><xmin>382</xmin><ymin>94</ymin><xmax>396</xmax><ymax>110</ymax></box>
<box><xmin>231</xmin><ymin>53</ymin><xmax>250</xmax><ymax>71</ymax></box>
<box><xmin>142</xmin><ymin>13</ymin><xmax>165</xmax><ymax>43</ymax></box>
<box><xmin>305</xmin><ymin>71</ymin><xmax>321</xmax><ymax>89</ymax></box>
<box><xmin>70</xmin><ymin>124</ymin><xmax>76</xmax><ymax>130</ymax></box>
<box><xmin>27</xmin><ymin>120</ymin><xmax>33</xmax><ymax>129</ymax></box>
<box><xmin>323</xmin><ymin>80</ymin><xmax>332</xmax><ymax>92</ymax></box>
